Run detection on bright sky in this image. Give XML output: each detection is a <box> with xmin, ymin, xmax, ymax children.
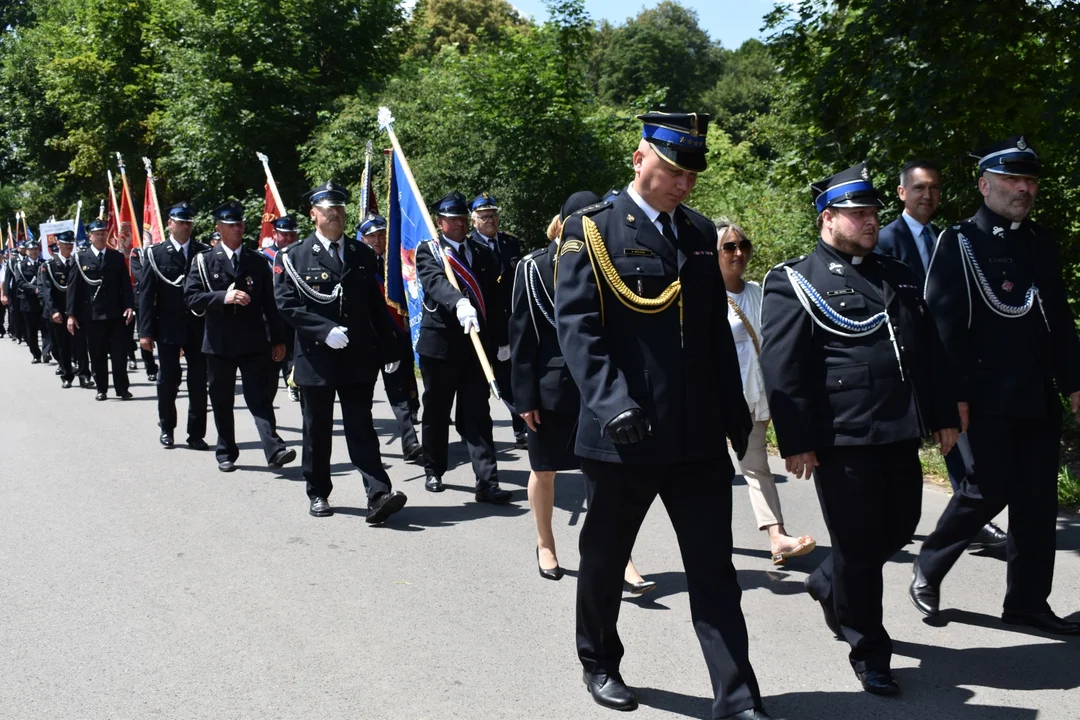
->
<box><xmin>510</xmin><ymin>0</ymin><xmax>780</xmax><ymax>49</ymax></box>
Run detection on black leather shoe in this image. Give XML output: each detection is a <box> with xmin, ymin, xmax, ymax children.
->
<box><xmin>147</xmin><ymin>372</ymin><xmax>157</xmax><ymax>382</ymax></box>
<box><xmin>187</xmin><ymin>437</ymin><xmax>210</xmax><ymax>451</ymax></box>
<box><xmin>403</xmin><ymin>443</ymin><xmax>423</xmax><ymax>462</ymax></box>
<box><xmin>160</xmin><ymin>432</ymin><xmax>174</xmax><ymax>448</ymax></box>
<box><xmin>909</xmin><ymin>561</ymin><xmax>940</xmax><ymax>617</ymax></box>
<box><xmin>622</xmin><ymin>580</ymin><xmax>657</xmax><ymax>595</ymax></box>
<box><xmin>475</xmin><ymin>485</ymin><xmax>512</xmax><ymax>504</ymax></box>
<box><xmin>514</xmin><ymin>431</ymin><xmax>528</xmax><ymax>449</ymax></box>
<box><xmin>30</xmin><ymin>357</ymin><xmax>41</xmax><ymax>364</ymax></box>
<box><xmin>720</xmin><ymin>709</ymin><xmax>773</xmax><ymax>720</ymax></box>
<box><xmin>42</xmin><ymin>354</ymin><xmax>51</xmax><ymax>363</ymax></box>
<box><xmin>95</xmin><ymin>392</ymin><xmax>107</xmax><ymax>401</ymax></box>
<box><xmin>128</xmin><ymin>360</ymin><xmax>138</xmax><ymax>370</ymax></box>
<box><xmin>537</xmin><ymin>547</ymin><xmax>564</xmax><ymax>581</ymax></box>
<box><xmin>61</xmin><ymin>380</ymin><xmax>72</xmax><ymax>389</ymax></box>
<box><xmin>1002</xmin><ymin>611</ymin><xmax>1080</xmax><ymax>635</ymax></box>
<box><xmin>309</xmin><ymin>497</ymin><xmax>333</xmax><ymax>517</ymax></box>
<box><xmin>857</xmin><ymin>669</ymin><xmax>899</xmax><ymax>696</ymax></box>
<box><xmin>218</xmin><ymin>460</ymin><xmax>236</xmax><ymax>473</ymax></box>
<box><xmin>117</xmin><ymin>390</ymin><xmax>133</xmax><ymax>400</ymax></box>
<box><xmin>288</xmin><ymin>387</ymin><xmax>300</xmax><ymax>402</ymax></box>
<box><xmin>583</xmin><ymin>672</ymin><xmax>637</xmax><ymax>711</ymax></box>
<box><xmin>425</xmin><ymin>474</ymin><xmax>444</xmax><ymax>492</ymax></box>
<box><xmin>268</xmin><ymin>448</ymin><xmax>296</xmax><ymax>468</ymax></box>
<box><xmin>55</xmin><ymin>367</ymin><xmax>63</xmax><ymax>375</ymax></box>
<box><xmin>971</xmin><ymin>521</ymin><xmax>1008</xmax><ymax>550</ymax></box>
<box><xmin>805</xmin><ymin>577</ymin><xmax>843</xmax><ymax>639</ymax></box>
<box><xmin>79</xmin><ymin>377</ymin><xmax>95</xmax><ymax>388</ymax></box>
<box><xmin>366</xmin><ymin>491</ymin><xmax>408</xmax><ymax>524</ymax></box>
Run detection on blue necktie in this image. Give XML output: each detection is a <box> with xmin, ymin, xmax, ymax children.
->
<box><xmin>920</xmin><ymin>226</ymin><xmax>936</xmax><ymax>263</ymax></box>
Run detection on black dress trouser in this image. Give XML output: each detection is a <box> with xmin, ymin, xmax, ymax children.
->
<box><xmin>48</xmin><ymin>318</ymin><xmax>74</xmax><ymax>381</ymax></box>
<box><xmin>157</xmin><ymin>339</ymin><xmax>208</xmax><ymax>440</ymax></box>
<box><xmin>577</xmin><ymin>457</ymin><xmax>761</xmax><ymax>719</ymax></box>
<box><xmin>381</xmin><ymin>360</ymin><xmax>419</xmax><ymax>451</ymax></box>
<box><xmin>86</xmin><ymin>318</ymin><xmax>130</xmax><ymax>394</ymax></box>
<box><xmin>420</xmin><ymin>353</ymin><xmax>498</xmax><ymax>486</ymax></box>
<box><xmin>301</xmin><ymin>367</ymin><xmax>392</xmax><ymax>502</ymax></box>
<box><xmin>919</xmin><ymin>409</ymin><xmax>1062</xmax><ymax>615</ymax></box>
<box><xmin>206</xmin><ymin>352</ymin><xmax>285</xmax><ymax>464</ymax></box>
<box><xmin>20</xmin><ymin>309</ymin><xmax>41</xmax><ymax>359</ymax></box>
<box><xmin>805</xmin><ymin>440</ymin><xmax>923</xmax><ymax>674</ymax></box>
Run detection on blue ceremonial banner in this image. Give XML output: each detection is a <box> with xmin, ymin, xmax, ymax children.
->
<box><xmin>387</xmin><ymin>149</ymin><xmax>432</xmax><ymax>367</ymax></box>
<box><xmin>75</xmin><ymin>219</ymin><xmax>89</xmax><ymax>244</ymax></box>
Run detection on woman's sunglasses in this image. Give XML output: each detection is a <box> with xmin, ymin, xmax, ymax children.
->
<box><xmin>720</xmin><ymin>239</ymin><xmax>753</xmax><ymax>254</ymax></box>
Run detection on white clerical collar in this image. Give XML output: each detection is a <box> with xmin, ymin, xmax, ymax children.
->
<box><xmin>315</xmin><ymin>230</ymin><xmax>344</xmax><ymax>252</ymax></box>
<box><xmin>1010</xmin><ymin>221</ymin><xmax>1022</xmax><ymax>230</ymax></box>
<box><xmin>851</xmin><ymin>255</ymin><xmax>864</xmax><ymax>265</ymax></box>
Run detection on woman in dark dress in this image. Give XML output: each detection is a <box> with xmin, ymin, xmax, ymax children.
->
<box><xmin>509</xmin><ymin>191</ymin><xmax>652</xmax><ymax>591</ymax></box>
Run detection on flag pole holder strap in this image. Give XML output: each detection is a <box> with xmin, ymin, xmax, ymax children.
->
<box><xmin>958</xmin><ymin>232</ymin><xmax>1049</xmax><ymax>330</ymax></box>
<box><xmin>146</xmin><ymin>244</ymin><xmax>185</xmax><ymax>289</ymax></box>
<box><xmin>784</xmin><ymin>266</ymin><xmax>905</xmax><ymax>381</ymax></box>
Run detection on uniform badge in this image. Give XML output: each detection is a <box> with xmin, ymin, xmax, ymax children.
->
<box><xmin>273</xmin><ymin>265</ymin><xmax>283</xmax><ymax>274</ymax></box>
<box><xmin>1002</xmin><ymin>279</ymin><xmax>1015</xmax><ymax>292</ymax></box>
<box><xmin>860</xmin><ymin>167</ymin><xmax>870</xmax><ymax>181</ymax></box>
<box><xmin>1017</xmin><ymin>136</ymin><xmax>1028</xmax><ymax>150</ymax></box>
<box><xmin>347</xmin><ymin>243</ymin><xmax>354</xmax><ymax>252</ymax></box>
<box><xmin>993</xmin><ymin>226</ymin><xmax>1005</xmax><ymax>238</ymax></box>
<box><xmin>626</xmin><ymin>214</ymin><xmax>635</xmax><ymax>223</ymax></box>
<box><xmin>560</xmin><ymin>240</ymin><xmax>584</xmax><ymax>255</ymax></box>
<box><xmin>82</xmin><ymin>266</ymin><xmax>88</xmax><ymax>271</ymax></box>
<box><xmin>312</xmin><ymin>243</ymin><xmax>321</xmax><ymax>254</ymax></box>
<box><xmin>245</xmin><ymin>276</ymin><xmax>254</xmax><ymax>290</ymax></box>
<box><xmin>213</xmin><ymin>273</ymin><xmax>219</xmax><ymax>279</ymax></box>
<box><xmin>828</xmin><ymin>262</ymin><xmax>844</xmax><ymax>275</ymax></box>
<box><xmin>321</xmin><ymin>272</ymin><xmax>329</xmax><ymax>280</ymax></box>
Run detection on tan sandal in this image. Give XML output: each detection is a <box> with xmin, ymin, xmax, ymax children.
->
<box><xmin>771</xmin><ymin>536</ymin><xmax>817</xmax><ymax>565</ymax></box>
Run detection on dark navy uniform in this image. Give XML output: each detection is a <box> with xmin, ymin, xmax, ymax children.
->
<box><xmin>916</xmin><ymin>138</ymin><xmax>1080</xmax><ymax>633</ymax></box>
<box><xmin>137</xmin><ymin>202</ymin><xmax>209</xmax><ymax>448</ymax></box>
<box><xmin>761</xmin><ymin>163</ymin><xmax>957</xmax><ymax>692</ymax></box>
<box><xmin>468</xmin><ymin>192</ymin><xmax>525</xmax><ymax>440</ymax></box>
<box><xmin>70</xmin><ymin>235</ymin><xmax>93</xmax><ymax>384</ymax></box>
<box><xmin>359</xmin><ymin>214</ymin><xmax>421</xmax><ymax>460</ymax></box>
<box><xmin>40</xmin><ymin>233</ymin><xmax>78</xmax><ymax>385</ymax></box>
<box><xmin>67</xmin><ymin>239</ymin><xmax>134</xmax><ymax>397</ymax></box>
<box><xmin>127</xmin><ymin>247</ymin><xmax>159</xmax><ymax>379</ymax></box>
<box><xmin>4</xmin><ymin>248</ymin><xmax>26</xmax><ymax>343</ymax></box>
<box><xmin>262</xmin><ymin>214</ymin><xmax>299</xmax><ymax>403</ymax></box>
<box><xmin>556</xmin><ymin>113</ymin><xmax>763</xmax><ymax>718</ymax></box>
<box><xmin>184</xmin><ymin>201</ymin><xmax>288</xmax><ymax>468</ymax></box>
<box><xmin>274</xmin><ymin>182</ymin><xmax>405</xmax><ymax>520</ymax></box>
<box><xmin>12</xmin><ymin>248</ymin><xmax>44</xmax><ymax>361</ymax></box>
<box><xmin>416</xmin><ymin>192</ymin><xmax>510</xmax><ymax>502</ymax></box>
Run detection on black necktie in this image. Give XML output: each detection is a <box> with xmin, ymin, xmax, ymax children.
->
<box><xmin>329</xmin><ymin>241</ymin><xmax>339</xmax><ymax>260</ymax></box>
<box><xmin>231</xmin><ymin>252</ymin><xmax>239</xmax><ymax>273</ymax></box>
<box><xmin>658</xmin><ymin>212</ymin><xmax>678</xmax><ymax>247</ymax></box>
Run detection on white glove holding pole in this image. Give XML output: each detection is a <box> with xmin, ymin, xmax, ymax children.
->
<box><xmin>384</xmin><ymin>361</ymin><xmax>400</xmax><ymax>374</ymax></box>
<box><xmin>325</xmin><ymin>326</ymin><xmax>349</xmax><ymax>349</ymax></box>
<box><xmin>455</xmin><ymin>298</ymin><xmax>480</xmax><ymax>334</ymax></box>
<box><xmin>497</xmin><ymin>345</ymin><xmax>510</xmax><ymax>362</ymax></box>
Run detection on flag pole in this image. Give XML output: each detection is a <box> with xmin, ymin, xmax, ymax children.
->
<box><xmin>256</xmin><ymin>152</ymin><xmax>287</xmax><ymax>216</ymax></box>
<box><xmin>74</xmin><ymin>200</ymin><xmax>83</xmax><ymax>230</ymax></box>
<box><xmin>359</xmin><ymin>140</ymin><xmax>374</xmax><ymax>224</ymax></box>
<box><xmin>116</xmin><ymin>153</ymin><xmax>141</xmax><ymax>249</ymax></box>
<box><xmin>377</xmin><ymin>106</ymin><xmax>502</xmax><ymax>400</ymax></box>
<box><xmin>142</xmin><ymin>157</ymin><xmax>164</xmax><ymax>244</ymax></box>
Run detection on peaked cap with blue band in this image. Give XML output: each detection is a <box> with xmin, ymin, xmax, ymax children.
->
<box><xmin>811</xmin><ymin>162</ymin><xmax>884</xmax><ymax>214</ymax></box>
<box><xmin>433</xmin><ymin>191</ymin><xmax>469</xmax><ymax>217</ymax></box>
<box><xmin>167</xmin><ymin>201</ymin><xmax>195</xmax><ymax>222</ymax></box>
<box><xmin>24</xmin><ymin>238</ymin><xmax>40</xmax><ymax>249</ymax></box>
<box><xmin>358</xmin><ymin>214</ymin><xmax>387</xmax><ymax>236</ymax></box>
<box><xmin>212</xmin><ymin>200</ymin><xmax>245</xmax><ymax>224</ymax></box>
<box><xmin>470</xmin><ymin>193</ymin><xmax>499</xmax><ymax>213</ymax></box>
<box><xmin>302</xmin><ymin>181</ymin><xmax>350</xmax><ymax>208</ymax></box>
<box><xmin>87</xmin><ymin>218</ymin><xmax>108</xmax><ymax>232</ymax></box>
<box><xmin>970</xmin><ymin>135</ymin><xmax>1039</xmax><ymax>177</ymax></box>
<box><xmin>56</xmin><ymin>230</ymin><xmax>75</xmax><ymax>244</ymax></box>
<box><xmin>637</xmin><ymin>111</ymin><xmax>711</xmax><ymax>172</ymax></box>
<box><xmin>272</xmin><ymin>214</ymin><xmax>298</xmax><ymax>232</ymax></box>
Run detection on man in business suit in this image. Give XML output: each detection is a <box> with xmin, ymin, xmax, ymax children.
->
<box><xmin>137</xmin><ymin>201</ymin><xmax>210</xmax><ymax>451</ymax></box>
<box><xmin>274</xmin><ymin>183</ymin><xmax>407</xmax><ymax>522</ymax></box>
<box><xmin>67</xmin><ymin>220</ymin><xmax>135</xmax><ymax>400</ymax></box>
<box><xmin>416</xmin><ymin>191</ymin><xmax>512</xmax><ymax>504</ymax></box>
<box><xmin>877</xmin><ymin>160</ymin><xmax>1007</xmax><ymax>557</ymax></box>
<box><xmin>184</xmin><ymin>200</ymin><xmax>294</xmax><ymax>473</ymax></box>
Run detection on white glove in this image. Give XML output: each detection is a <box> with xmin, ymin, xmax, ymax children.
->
<box><xmin>455</xmin><ymin>298</ymin><xmax>479</xmax><ymax>334</ymax></box>
<box><xmin>384</xmin><ymin>361</ymin><xmax>400</xmax><ymax>374</ymax></box>
<box><xmin>325</xmin><ymin>326</ymin><xmax>349</xmax><ymax>349</ymax></box>
<box><xmin>497</xmin><ymin>345</ymin><xmax>510</xmax><ymax>362</ymax></box>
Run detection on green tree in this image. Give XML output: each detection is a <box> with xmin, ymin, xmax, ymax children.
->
<box><xmin>700</xmin><ymin>39</ymin><xmax>777</xmax><ymax>147</ymax></box>
<box><xmin>593</xmin><ymin>1</ymin><xmax>720</xmax><ymax>110</ymax></box>
<box><xmin>408</xmin><ymin>0</ymin><xmax>527</xmax><ymax>57</ymax></box>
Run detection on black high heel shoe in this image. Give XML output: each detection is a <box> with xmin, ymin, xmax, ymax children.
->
<box><xmin>537</xmin><ymin>547</ymin><xmax>564</xmax><ymax>581</ymax></box>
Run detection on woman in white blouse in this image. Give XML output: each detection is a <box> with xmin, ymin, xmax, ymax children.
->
<box><xmin>717</xmin><ymin>219</ymin><xmax>816</xmax><ymax>565</ymax></box>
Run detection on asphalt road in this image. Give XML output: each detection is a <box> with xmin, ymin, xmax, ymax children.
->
<box><xmin>1</xmin><ymin>337</ymin><xmax>1078</xmax><ymax>720</ymax></box>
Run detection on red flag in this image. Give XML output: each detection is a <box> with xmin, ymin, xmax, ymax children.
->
<box><xmin>117</xmin><ymin>171</ymin><xmax>141</xmax><ymax>255</ymax></box>
<box><xmin>142</xmin><ymin>174</ymin><xmax>165</xmax><ymax>246</ymax></box>
<box><xmin>259</xmin><ymin>182</ymin><xmax>282</xmax><ymax>249</ymax></box>
<box><xmin>106</xmin><ymin>172</ymin><xmax>121</xmax><ymax>250</ymax></box>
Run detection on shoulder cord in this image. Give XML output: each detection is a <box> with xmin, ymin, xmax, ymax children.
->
<box><xmin>281</xmin><ymin>249</ymin><xmax>341</xmax><ymax>306</ymax></box>
<box><xmin>726</xmin><ymin>295</ymin><xmax>760</xmax><ymax>355</ymax></box>
<box><xmin>527</xmin><ymin>259</ymin><xmax>556</xmax><ymax>332</ymax></box>
<box><xmin>189</xmin><ymin>252</ymin><xmax>211</xmax><ymax>317</ymax></box>
<box><xmin>44</xmin><ymin>260</ymin><xmax>68</xmax><ymax>291</ymax></box>
<box><xmin>957</xmin><ymin>232</ymin><xmax>1049</xmax><ymax>331</ymax></box>
<box><xmin>73</xmin><ymin>254</ymin><xmax>103</xmax><ymax>302</ymax></box>
<box><xmin>146</xmin><ymin>244</ymin><xmax>185</xmax><ymax>288</ymax></box>
<box><xmin>784</xmin><ymin>266</ymin><xmax>904</xmax><ymax>381</ymax></box>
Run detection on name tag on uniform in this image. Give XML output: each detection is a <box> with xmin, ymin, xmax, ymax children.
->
<box><xmin>989</xmin><ymin>257</ymin><xmax>1013</xmax><ymax>264</ymax></box>
<box><xmin>623</xmin><ymin>248</ymin><xmax>654</xmax><ymax>257</ymax></box>
<box><xmin>826</xmin><ymin>288</ymin><xmax>854</xmax><ymax>297</ymax></box>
